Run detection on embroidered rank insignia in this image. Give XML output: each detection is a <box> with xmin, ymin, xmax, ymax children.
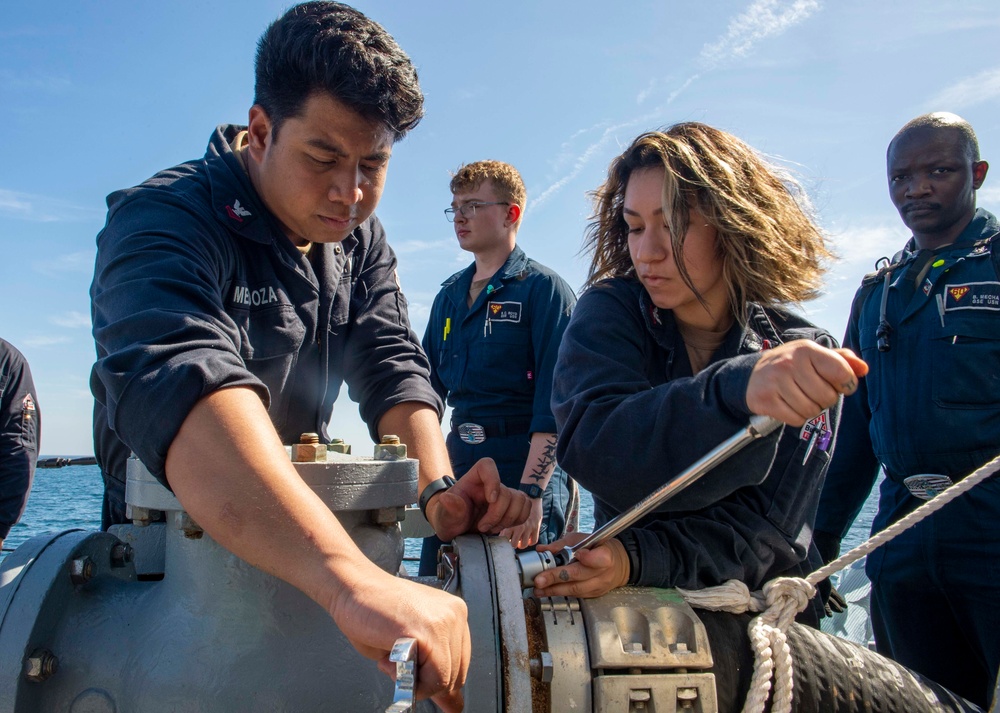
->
<box><xmin>22</xmin><ymin>393</ymin><xmax>35</xmax><ymax>412</ymax></box>
<box><xmin>486</xmin><ymin>301</ymin><xmax>522</xmax><ymax>322</ymax></box>
<box><xmin>944</xmin><ymin>282</ymin><xmax>1000</xmax><ymax>311</ymax></box>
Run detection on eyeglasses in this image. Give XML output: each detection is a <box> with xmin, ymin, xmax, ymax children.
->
<box><xmin>444</xmin><ymin>201</ymin><xmax>510</xmax><ymax>222</ymax></box>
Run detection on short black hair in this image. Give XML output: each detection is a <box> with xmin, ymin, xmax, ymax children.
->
<box><xmin>889</xmin><ymin>112</ymin><xmax>981</xmax><ymax>162</ymax></box>
<box><xmin>254</xmin><ymin>1</ymin><xmax>423</xmax><ymax>141</ymax></box>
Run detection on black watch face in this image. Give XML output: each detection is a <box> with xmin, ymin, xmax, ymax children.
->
<box><xmin>520</xmin><ymin>483</ymin><xmax>543</xmax><ymax>499</ymax></box>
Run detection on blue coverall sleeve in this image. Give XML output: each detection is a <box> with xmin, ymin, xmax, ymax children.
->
<box><xmin>552</xmin><ymin>283</ymin><xmax>777</xmax><ymax>515</ymax></box>
<box><xmin>527</xmin><ymin>273</ymin><xmax>576</xmax><ymax>435</ymax></box>
<box><xmin>814</xmin><ymin>290</ymin><xmax>881</xmax><ymax>544</ymax></box>
<box><xmin>342</xmin><ymin>220</ymin><xmax>443</xmax><ymax>441</ymax></box>
<box><xmin>91</xmin><ymin>197</ymin><xmax>267</xmax><ymax>483</ymax></box>
<box><xmin>0</xmin><ymin>343</ymin><xmax>40</xmax><ymax>540</ymax></box>
<box><xmin>421</xmin><ymin>293</ymin><xmax>449</xmax><ymax>411</ymax></box>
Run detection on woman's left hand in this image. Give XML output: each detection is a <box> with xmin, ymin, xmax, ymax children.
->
<box><xmin>531</xmin><ymin>532</ymin><xmax>631</xmax><ymax>599</ymax></box>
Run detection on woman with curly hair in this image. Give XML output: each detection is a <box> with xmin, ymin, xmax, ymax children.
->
<box><xmin>532</xmin><ymin>123</ymin><xmax>866</xmax><ymax>624</ymax></box>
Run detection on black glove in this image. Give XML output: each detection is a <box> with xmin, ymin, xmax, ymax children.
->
<box><xmin>812</xmin><ymin>531</ymin><xmax>848</xmax><ymax>618</ymax></box>
<box><xmin>824</xmin><ymin>584</ymin><xmax>848</xmax><ymax>617</ymax></box>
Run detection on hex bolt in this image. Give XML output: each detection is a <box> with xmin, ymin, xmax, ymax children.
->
<box><xmin>374</xmin><ymin>435</ymin><xmax>407</xmax><ymax>461</ymax></box>
<box><xmin>110</xmin><ymin>542</ymin><xmax>134</xmax><ymax>568</ymax></box>
<box><xmin>292</xmin><ymin>432</ymin><xmax>327</xmax><ymax>463</ymax></box>
<box><xmin>371</xmin><ymin>506</ymin><xmax>405</xmax><ymax>525</ymax></box>
<box><xmin>69</xmin><ymin>557</ymin><xmax>95</xmax><ymax>585</ymax></box>
<box><xmin>328</xmin><ymin>438</ymin><xmax>351</xmax><ymax>454</ymax></box>
<box><xmin>24</xmin><ymin>649</ymin><xmax>58</xmax><ymax>682</ymax></box>
<box><xmin>529</xmin><ymin>652</ymin><xmax>554</xmax><ymax>682</ymax></box>
<box><xmin>176</xmin><ymin>512</ymin><xmax>205</xmax><ymax>539</ymax></box>
<box><xmin>126</xmin><ymin>504</ymin><xmax>160</xmax><ymax>528</ymax></box>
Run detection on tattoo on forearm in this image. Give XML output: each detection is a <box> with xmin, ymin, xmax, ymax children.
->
<box><xmin>528</xmin><ymin>435</ymin><xmax>558</xmax><ymax>483</ymax></box>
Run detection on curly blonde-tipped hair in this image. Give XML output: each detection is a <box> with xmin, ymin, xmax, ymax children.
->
<box><xmin>450</xmin><ymin>160</ymin><xmax>526</xmax><ymax>228</ymax></box>
<box><xmin>585</xmin><ymin>123</ymin><xmax>832</xmax><ymax>322</ymax></box>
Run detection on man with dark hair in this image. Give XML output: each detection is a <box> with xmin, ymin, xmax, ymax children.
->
<box><xmin>815</xmin><ymin>112</ymin><xmax>1000</xmax><ymax>706</ymax></box>
<box><xmin>90</xmin><ymin>3</ymin><xmax>529</xmax><ymax>709</ymax></box>
<box><xmin>419</xmin><ymin>161</ymin><xmax>576</xmax><ymax>574</ymax></box>
<box><xmin>0</xmin><ymin>338</ymin><xmax>40</xmax><ymax>552</ymax></box>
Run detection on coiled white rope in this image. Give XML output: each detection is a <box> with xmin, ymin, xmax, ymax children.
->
<box><xmin>677</xmin><ymin>451</ymin><xmax>1000</xmax><ymax>713</ymax></box>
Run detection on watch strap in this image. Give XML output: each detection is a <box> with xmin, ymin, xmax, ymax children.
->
<box><xmin>419</xmin><ymin>476</ymin><xmax>457</xmax><ymax>518</ymax></box>
<box><xmin>518</xmin><ymin>482</ymin><xmax>544</xmax><ymax>499</ymax></box>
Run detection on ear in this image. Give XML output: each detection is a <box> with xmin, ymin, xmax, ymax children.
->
<box><xmin>507</xmin><ymin>203</ymin><xmax>521</xmax><ymax>226</ymax></box>
<box><xmin>972</xmin><ymin>160</ymin><xmax>989</xmax><ymax>190</ymax></box>
<box><xmin>246</xmin><ymin>105</ymin><xmax>274</xmax><ymax>160</ymax></box>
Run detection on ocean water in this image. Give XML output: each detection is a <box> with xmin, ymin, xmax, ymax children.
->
<box><xmin>2</xmin><ymin>464</ymin><xmax>878</xmax><ymax>564</ymax></box>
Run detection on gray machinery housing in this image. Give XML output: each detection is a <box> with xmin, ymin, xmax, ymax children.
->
<box><xmin>0</xmin><ymin>443</ymin><xmax>980</xmax><ymax>712</ymax></box>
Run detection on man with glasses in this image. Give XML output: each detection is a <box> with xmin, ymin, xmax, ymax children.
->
<box><xmin>419</xmin><ymin>160</ymin><xmax>577</xmax><ymax>575</ymax></box>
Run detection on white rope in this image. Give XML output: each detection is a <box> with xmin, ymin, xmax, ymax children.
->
<box><xmin>676</xmin><ymin>451</ymin><xmax>1000</xmax><ymax>713</ymax></box>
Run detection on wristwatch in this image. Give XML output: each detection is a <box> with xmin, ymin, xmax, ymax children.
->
<box><xmin>518</xmin><ymin>482</ymin><xmax>544</xmax><ymax>500</ymax></box>
<box><xmin>419</xmin><ymin>476</ymin><xmax>456</xmax><ymax>517</ymax></box>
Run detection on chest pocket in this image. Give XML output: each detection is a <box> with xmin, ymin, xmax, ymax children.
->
<box><xmin>234</xmin><ymin>305</ymin><xmax>307</xmax><ymax>426</ymax></box>
<box><xmin>469</xmin><ymin>321</ymin><xmax>533</xmax><ymax>396</ymax></box>
<box><xmin>932</xmin><ymin>313</ymin><xmax>1000</xmax><ymax>409</ymax></box>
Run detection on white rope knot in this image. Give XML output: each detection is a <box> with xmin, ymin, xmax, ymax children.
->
<box><xmin>678</xmin><ymin>578</ymin><xmax>814</xmax><ymax>713</ymax></box>
<box><xmin>740</xmin><ymin>577</ymin><xmax>815</xmax><ymax>713</ymax></box>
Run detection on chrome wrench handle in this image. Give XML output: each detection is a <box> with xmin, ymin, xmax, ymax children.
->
<box><xmin>516</xmin><ymin>415</ymin><xmax>782</xmax><ymax>587</ymax></box>
<box><xmin>385</xmin><ymin>637</ymin><xmax>418</xmax><ymax>713</ymax></box>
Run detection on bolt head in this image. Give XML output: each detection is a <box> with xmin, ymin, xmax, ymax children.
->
<box><xmin>24</xmin><ymin>649</ymin><xmax>58</xmax><ymax>682</ymax></box>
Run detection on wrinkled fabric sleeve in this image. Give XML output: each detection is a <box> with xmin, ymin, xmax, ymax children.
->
<box><xmin>343</xmin><ymin>220</ymin><xmax>443</xmax><ymax>442</ymax></box>
<box><xmin>814</xmin><ymin>288</ymin><xmax>881</xmax><ymax>543</ymax></box>
<box><xmin>552</xmin><ymin>282</ymin><xmax>777</xmax><ymax>514</ymax></box>
<box><xmin>0</xmin><ymin>345</ymin><xmax>40</xmax><ymax>539</ymax></box>
<box><xmin>528</xmin><ymin>272</ymin><xmax>576</xmax><ymax>435</ymax></box>
<box><xmin>90</xmin><ymin>195</ymin><xmax>267</xmax><ymax>485</ymax></box>
<box><xmin>618</xmin><ymin>497</ymin><xmax>800</xmax><ymax>590</ymax></box>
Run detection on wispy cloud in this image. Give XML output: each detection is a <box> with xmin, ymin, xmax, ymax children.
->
<box><xmin>539</xmin><ymin>0</ymin><xmax>822</xmax><ymax>209</ymax></box>
<box><xmin>827</xmin><ymin>222</ymin><xmax>908</xmax><ymax>277</ymax></box>
<box><xmin>21</xmin><ymin>335</ymin><xmax>72</xmax><ymax>349</ymax></box>
<box><xmin>0</xmin><ymin>68</ymin><xmax>72</xmax><ymax>93</ymax></box>
<box><xmin>532</xmin><ymin>116</ymin><xmax>656</xmax><ymax>210</ymax></box>
<box><xmin>926</xmin><ymin>66</ymin><xmax>1000</xmax><ymax>111</ymax></box>
<box><xmin>977</xmin><ymin>184</ymin><xmax>1000</xmax><ymax>206</ymax></box>
<box><xmin>0</xmin><ymin>188</ymin><xmax>104</xmax><ymax>223</ymax></box>
<box><xmin>50</xmin><ymin>311</ymin><xmax>91</xmax><ymax>329</ymax></box>
<box><xmin>391</xmin><ymin>239</ymin><xmax>454</xmax><ymax>255</ymax></box>
<box><xmin>32</xmin><ymin>250</ymin><xmax>95</xmax><ymax>277</ymax></box>
<box><xmin>699</xmin><ymin>0</ymin><xmax>822</xmax><ymax>70</ymax></box>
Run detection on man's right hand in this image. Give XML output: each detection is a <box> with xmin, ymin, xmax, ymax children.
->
<box><xmin>426</xmin><ymin>458</ymin><xmax>532</xmax><ymax>542</ymax></box>
<box><xmin>330</xmin><ymin>569</ymin><xmax>470</xmax><ymax>712</ymax></box>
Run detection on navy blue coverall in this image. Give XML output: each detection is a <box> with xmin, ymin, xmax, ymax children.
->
<box><xmin>91</xmin><ymin>125</ymin><xmax>442</xmax><ymax>527</ymax></box>
<box><xmin>0</xmin><ymin>339</ymin><xmax>40</xmax><ymax>544</ymax></box>
<box><xmin>419</xmin><ymin>246</ymin><xmax>575</xmax><ymax>574</ymax></box>
<box><xmin>815</xmin><ymin>209</ymin><xmax>1000</xmax><ymax>707</ymax></box>
<box><xmin>553</xmin><ymin>278</ymin><xmax>839</xmax><ymax>625</ymax></box>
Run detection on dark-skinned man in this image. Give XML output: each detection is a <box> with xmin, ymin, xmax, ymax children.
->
<box><xmin>815</xmin><ymin>112</ymin><xmax>1000</xmax><ymax>707</ymax></box>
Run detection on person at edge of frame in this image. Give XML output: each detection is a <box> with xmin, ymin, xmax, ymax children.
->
<box><xmin>528</xmin><ymin>123</ymin><xmax>867</xmax><ymax>628</ymax></box>
<box><xmin>88</xmin><ymin>4</ymin><xmax>532</xmax><ymax>710</ymax></box>
<box><xmin>419</xmin><ymin>160</ymin><xmax>576</xmax><ymax>575</ymax></box>
<box><xmin>0</xmin><ymin>338</ymin><xmax>40</xmax><ymax>552</ymax></box>
<box><xmin>814</xmin><ymin>111</ymin><xmax>1000</xmax><ymax>708</ymax></box>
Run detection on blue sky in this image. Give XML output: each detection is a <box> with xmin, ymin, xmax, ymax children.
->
<box><xmin>2</xmin><ymin>1</ymin><xmax>999</xmax><ymax>455</ymax></box>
